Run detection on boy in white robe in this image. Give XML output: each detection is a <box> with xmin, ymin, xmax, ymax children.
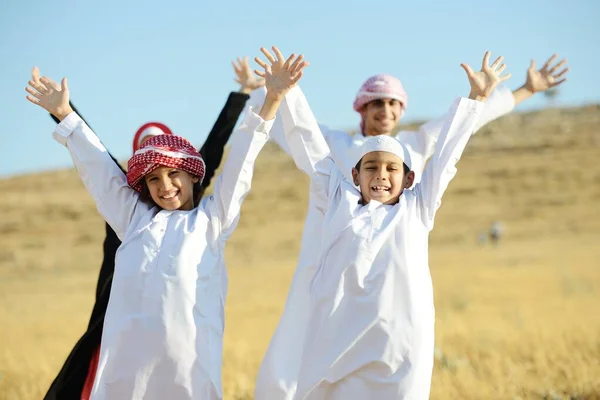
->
<box><xmin>257</xmin><ymin>50</ymin><xmax>510</xmax><ymax>399</ymax></box>
<box><xmin>24</xmin><ymin>48</ymin><xmax>308</xmax><ymax>400</ymax></box>
<box><xmin>254</xmin><ymin>53</ymin><xmax>569</xmax><ymax>399</ymax></box>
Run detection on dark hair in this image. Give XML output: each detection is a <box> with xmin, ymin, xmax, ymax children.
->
<box><xmin>354</xmin><ymin>158</ymin><xmax>410</xmax><ymax>174</ymax></box>
<box><xmin>139</xmin><ymin>178</ymin><xmax>204</xmax><ymax>209</ymax></box>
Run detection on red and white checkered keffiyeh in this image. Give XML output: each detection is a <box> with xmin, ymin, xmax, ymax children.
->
<box><xmin>352</xmin><ymin>74</ymin><xmax>408</xmax><ymax>112</ymax></box>
<box><xmin>126</xmin><ymin>134</ymin><xmax>206</xmax><ymax>193</ymax></box>
<box><xmin>132</xmin><ymin>122</ymin><xmax>173</xmax><ymax>153</ymax></box>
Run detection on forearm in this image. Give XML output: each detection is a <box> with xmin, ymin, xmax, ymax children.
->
<box><xmin>50</xmin><ymin>101</ymin><xmax>126</xmax><ymax>174</ymax></box>
<box><xmin>210</xmin><ymin>110</ymin><xmax>271</xmax><ymax>234</ymax></box>
<box><xmin>408</xmin><ymin>85</ymin><xmax>515</xmax><ymax>171</ymax></box>
<box><xmin>200</xmin><ymin>92</ymin><xmax>250</xmax><ymax>188</ymax></box>
<box><xmin>512</xmin><ymin>84</ymin><xmax>535</xmax><ymax>105</ymax></box>
<box><xmin>418</xmin><ymin>98</ymin><xmax>483</xmax><ymax>228</ymax></box>
<box><xmin>278</xmin><ymin>86</ymin><xmax>331</xmax><ymax>176</ymax></box>
<box><xmin>53</xmin><ymin>113</ymin><xmax>144</xmax><ymax>238</ymax></box>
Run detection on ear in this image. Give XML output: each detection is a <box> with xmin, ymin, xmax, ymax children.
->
<box><xmin>351</xmin><ymin>167</ymin><xmax>360</xmax><ymax>186</ymax></box>
<box><xmin>191</xmin><ymin>175</ymin><xmax>200</xmax><ymax>184</ymax></box>
<box><xmin>403</xmin><ymin>170</ymin><xmax>415</xmax><ymax>188</ymax></box>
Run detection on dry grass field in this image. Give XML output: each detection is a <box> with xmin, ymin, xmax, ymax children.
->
<box><xmin>1</xmin><ymin>104</ymin><xmax>599</xmax><ymax>399</ymax></box>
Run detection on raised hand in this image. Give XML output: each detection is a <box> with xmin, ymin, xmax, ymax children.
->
<box><xmin>524</xmin><ymin>54</ymin><xmax>569</xmax><ymax>93</ymax></box>
<box><xmin>31</xmin><ymin>66</ymin><xmax>61</xmax><ymax>91</ymax></box>
<box><xmin>233</xmin><ymin>56</ymin><xmax>265</xmax><ymax>94</ymax></box>
<box><xmin>461</xmin><ymin>51</ymin><xmax>511</xmax><ymax>101</ymax></box>
<box><xmin>254</xmin><ymin>46</ymin><xmax>309</xmax><ymax>101</ymax></box>
<box><xmin>25</xmin><ymin>69</ymin><xmax>73</xmax><ymax>121</ymax></box>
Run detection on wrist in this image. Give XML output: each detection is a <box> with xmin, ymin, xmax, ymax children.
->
<box><xmin>468</xmin><ymin>91</ymin><xmax>487</xmax><ymax>102</ymax></box>
<box><xmin>519</xmin><ymin>84</ymin><xmax>536</xmax><ymax>95</ymax></box>
<box><xmin>239</xmin><ymin>85</ymin><xmax>253</xmax><ymax>95</ymax></box>
<box><xmin>54</xmin><ymin>105</ymin><xmax>74</xmax><ymax>121</ymax></box>
<box><xmin>265</xmin><ymin>91</ymin><xmax>285</xmax><ymax>102</ymax></box>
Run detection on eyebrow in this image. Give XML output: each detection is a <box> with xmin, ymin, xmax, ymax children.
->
<box><xmin>363</xmin><ymin>160</ymin><xmax>401</xmax><ymax>166</ymax></box>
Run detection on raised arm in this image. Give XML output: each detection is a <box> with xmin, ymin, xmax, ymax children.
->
<box><xmin>199</xmin><ymin>91</ymin><xmax>250</xmax><ymax>188</ymax></box>
<box><xmin>398</xmin><ymin>83</ymin><xmax>515</xmax><ymax>180</ymax></box>
<box><xmin>206</xmin><ymin>46</ymin><xmax>310</xmax><ymax>238</ymax></box>
<box><xmin>26</xmin><ymin>74</ymin><xmax>149</xmax><ymax>239</ymax></box>
<box><xmin>256</xmin><ymin>47</ymin><xmax>335</xmax><ymax>214</ymax></box>
<box><xmin>33</xmin><ymin>67</ymin><xmax>127</xmax><ymax>174</ymax></box>
<box><xmin>417</xmin><ymin>51</ymin><xmax>510</xmax><ymax>229</ymax></box>
<box><xmin>512</xmin><ymin>54</ymin><xmax>569</xmax><ymax>105</ymax></box>
<box><xmin>403</xmin><ymin>53</ymin><xmax>569</xmax><ymax>173</ymax></box>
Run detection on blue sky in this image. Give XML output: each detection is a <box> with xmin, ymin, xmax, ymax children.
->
<box><xmin>1</xmin><ymin>0</ymin><xmax>598</xmax><ymax>176</ymax></box>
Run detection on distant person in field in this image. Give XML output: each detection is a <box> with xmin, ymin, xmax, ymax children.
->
<box><xmin>37</xmin><ymin>57</ymin><xmax>265</xmax><ymax>400</ymax></box>
<box><xmin>26</xmin><ymin>48</ymin><xmax>308</xmax><ymax>400</ymax></box>
<box><xmin>252</xmin><ymin>54</ymin><xmax>569</xmax><ymax>399</ymax></box>
<box><xmin>490</xmin><ymin>220</ymin><xmax>504</xmax><ymax>245</ymax></box>
<box><xmin>256</xmin><ymin>48</ymin><xmax>508</xmax><ymax>399</ymax></box>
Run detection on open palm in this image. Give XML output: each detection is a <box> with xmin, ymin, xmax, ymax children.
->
<box><xmin>254</xmin><ymin>46</ymin><xmax>309</xmax><ymax>99</ymax></box>
<box><xmin>525</xmin><ymin>54</ymin><xmax>569</xmax><ymax>93</ymax></box>
<box><xmin>233</xmin><ymin>56</ymin><xmax>265</xmax><ymax>92</ymax></box>
<box><xmin>461</xmin><ymin>52</ymin><xmax>511</xmax><ymax>99</ymax></box>
<box><xmin>26</xmin><ymin>69</ymin><xmax>72</xmax><ymax>120</ymax></box>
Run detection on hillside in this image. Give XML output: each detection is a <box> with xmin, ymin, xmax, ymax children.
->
<box><xmin>1</xmin><ymin>104</ymin><xmax>599</xmax><ymax>399</ymax></box>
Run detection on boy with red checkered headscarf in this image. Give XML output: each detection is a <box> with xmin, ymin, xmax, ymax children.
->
<box><xmin>26</xmin><ymin>46</ymin><xmax>308</xmax><ymax>400</ymax></box>
<box><xmin>38</xmin><ymin>56</ymin><xmax>263</xmax><ymax>400</ymax></box>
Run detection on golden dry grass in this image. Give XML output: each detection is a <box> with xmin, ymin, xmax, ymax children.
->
<box><xmin>1</xmin><ymin>105</ymin><xmax>599</xmax><ymax>399</ymax></box>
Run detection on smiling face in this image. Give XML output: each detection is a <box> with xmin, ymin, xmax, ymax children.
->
<box><xmin>143</xmin><ymin>166</ymin><xmax>199</xmax><ymax>211</ymax></box>
<box><xmin>361</xmin><ymin>98</ymin><xmax>403</xmax><ymax>136</ymax></box>
<box><xmin>352</xmin><ymin>151</ymin><xmax>415</xmax><ymax>205</ymax></box>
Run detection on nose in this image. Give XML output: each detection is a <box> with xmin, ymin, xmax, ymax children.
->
<box><xmin>375</xmin><ymin>169</ymin><xmax>389</xmax><ymax>180</ymax></box>
<box><xmin>380</xmin><ymin>102</ymin><xmax>393</xmax><ymax>116</ymax></box>
<box><xmin>159</xmin><ymin>177</ymin><xmax>173</xmax><ymax>191</ymax></box>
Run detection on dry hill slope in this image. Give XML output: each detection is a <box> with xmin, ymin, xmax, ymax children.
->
<box><xmin>0</xmin><ymin>105</ymin><xmax>599</xmax><ymax>399</ymax></box>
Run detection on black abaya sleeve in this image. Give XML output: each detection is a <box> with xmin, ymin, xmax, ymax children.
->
<box><xmin>199</xmin><ymin>92</ymin><xmax>250</xmax><ymax>188</ymax></box>
<box><xmin>44</xmin><ymin>102</ymin><xmax>122</xmax><ymax>400</ymax></box>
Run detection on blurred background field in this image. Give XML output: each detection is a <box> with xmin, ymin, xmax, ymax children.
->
<box><xmin>1</xmin><ymin>104</ymin><xmax>599</xmax><ymax>399</ymax></box>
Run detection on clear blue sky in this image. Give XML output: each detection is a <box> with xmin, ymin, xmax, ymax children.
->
<box><xmin>1</xmin><ymin>0</ymin><xmax>598</xmax><ymax>177</ymax></box>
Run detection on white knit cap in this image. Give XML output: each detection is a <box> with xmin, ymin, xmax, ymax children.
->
<box><xmin>352</xmin><ymin>135</ymin><xmax>412</xmax><ymax>170</ymax></box>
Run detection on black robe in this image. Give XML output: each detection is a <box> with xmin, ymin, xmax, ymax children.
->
<box><xmin>43</xmin><ymin>92</ymin><xmax>250</xmax><ymax>400</ymax></box>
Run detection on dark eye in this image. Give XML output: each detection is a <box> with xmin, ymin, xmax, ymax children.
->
<box><xmin>388</xmin><ymin>167</ymin><xmax>398</xmax><ymax>171</ymax></box>
<box><xmin>147</xmin><ymin>176</ymin><xmax>158</xmax><ymax>182</ymax></box>
<box><xmin>366</xmin><ymin>167</ymin><xmax>377</xmax><ymax>171</ymax></box>
<box><xmin>169</xmin><ymin>170</ymin><xmax>179</xmax><ymax>177</ymax></box>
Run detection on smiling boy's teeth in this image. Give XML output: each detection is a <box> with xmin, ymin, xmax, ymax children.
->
<box><xmin>162</xmin><ymin>191</ymin><xmax>178</xmax><ymax>199</ymax></box>
<box><xmin>371</xmin><ymin>186</ymin><xmax>389</xmax><ymax>191</ymax></box>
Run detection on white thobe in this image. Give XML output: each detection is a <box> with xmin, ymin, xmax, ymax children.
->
<box><xmin>250</xmin><ymin>87</ymin><xmax>513</xmax><ymax>399</ymax></box>
<box><xmin>281</xmin><ymin>97</ymin><xmax>482</xmax><ymax>399</ymax></box>
<box><xmin>53</xmin><ymin>110</ymin><xmax>271</xmax><ymax>400</ymax></box>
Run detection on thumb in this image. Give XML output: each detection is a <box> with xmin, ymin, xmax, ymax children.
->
<box><xmin>529</xmin><ymin>59</ymin><xmax>536</xmax><ymax>71</ymax></box>
<box><xmin>61</xmin><ymin>77</ymin><xmax>68</xmax><ymax>92</ymax></box>
<box><xmin>460</xmin><ymin>63</ymin><xmax>474</xmax><ymax>77</ymax></box>
<box><xmin>32</xmin><ymin>66</ymin><xmax>40</xmax><ymax>81</ymax></box>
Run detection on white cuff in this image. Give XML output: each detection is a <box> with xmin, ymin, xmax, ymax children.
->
<box><xmin>52</xmin><ymin>112</ymin><xmax>81</xmax><ymax>146</ymax></box>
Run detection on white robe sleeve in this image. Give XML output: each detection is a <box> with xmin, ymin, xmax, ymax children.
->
<box><xmin>52</xmin><ymin>112</ymin><xmax>151</xmax><ymax>240</ymax></box>
<box><xmin>398</xmin><ymin>85</ymin><xmax>516</xmax><ymax>177</ymax></box>
<box><xmin>416</xmin><ymin>98</ymin><xmax>483</xmax><ymax>230</ymax></box>
<box><xmin>245</xmin><ymin>86</ymin><xmax>335</xmax><ymax>159</ymax></box>
<box><xmin>205</xmin><ymin>108</ymin><xmax>271</xmax><ymax>240</ymax></box>
<box><xmin>279</xmin><ymin>86</ymin><xmax>334</xmax><ymax>215</ymax></box>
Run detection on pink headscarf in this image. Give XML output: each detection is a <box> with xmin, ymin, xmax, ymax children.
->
<box><xmin>353</xmin><ymin>74</ymin><xmax>408</xmax><ymax>133</ymax></box>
